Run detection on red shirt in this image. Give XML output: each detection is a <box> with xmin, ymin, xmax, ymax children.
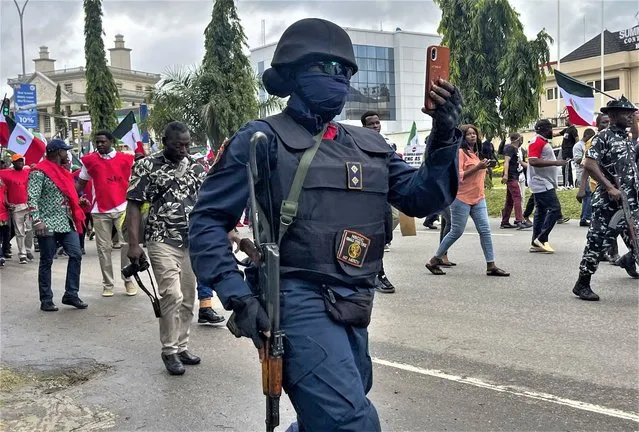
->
<box><xmin>0</xmin><ymin>167</ymin><xmax>30</xmax><ymax>205</ymax></box>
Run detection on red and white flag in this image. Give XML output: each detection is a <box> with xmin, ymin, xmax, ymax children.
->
<box><xmin>554</xmin><ymin>70</ymin><xmax>596</xmax><ymax>126</ymax></box>
<box><xmin>0</xmin><ymin>114</ymin><xmax>46</xmax><ymax>165</ymax></box>
<box><xmin>113</xmin><ymin>111</ymin><xmax>144</xmax><ymax>155</ymax></box>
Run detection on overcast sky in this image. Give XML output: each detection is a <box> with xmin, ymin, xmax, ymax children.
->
<box><xmin>1</xmin><ymin>0</ymin><xmax>637</xmax><ymax>99</ymax></box>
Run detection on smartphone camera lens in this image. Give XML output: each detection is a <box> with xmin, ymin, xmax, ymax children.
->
<box><xmin>431</xmin><ymin>48</ymin><xmax>437</xmax><ymax>61</ymax></box>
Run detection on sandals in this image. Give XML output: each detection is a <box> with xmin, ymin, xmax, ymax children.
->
<box><xmin>440</xmin><ymin>260</ymin><xmax>457</xmax><ymax>267</ymax></box>
<box><xmin>426</xmin><ymin>257</ymin><xmax>446</xmax><ymax>275</ymax></box>
<box><xmin>487</xmin><ymin>267</ymin><xmax>510</xmax><ymax>277</ymax></box>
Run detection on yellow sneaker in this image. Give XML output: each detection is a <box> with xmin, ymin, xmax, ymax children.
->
<box><xmin>102</xmin><ymin>288</ymin><xmax>114</xmax><ymax>297</ymax></box>
<box><xmin>533</xmin><ymin>239</ymin><xmax>554</xmax><ymax>253</ymax></box>
<box><xmin>124</xmin><ymin>281</ymin><xmax>138</xmax><ymax>296</ymax></box>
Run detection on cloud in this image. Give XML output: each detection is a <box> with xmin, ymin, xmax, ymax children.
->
<box><xmin>1</xmin><ymin>0</ymin><xmax>637</xmax><ymax>99</ymax></box>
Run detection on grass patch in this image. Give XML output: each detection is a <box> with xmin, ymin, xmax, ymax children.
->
<box><xmin>0</xmin><ymin>369</ymin><xmax>28</xmax><ymax>393</ymax></box>
<box><xmin>485</xmin><ymin>181</ymin><xmax>582</xmax><ymax>220</ymax></box>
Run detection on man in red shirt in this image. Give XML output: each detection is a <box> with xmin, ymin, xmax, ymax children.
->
<box><xmin>76</xmin><ymin>130</ymin><xmax>136</xmax><ymax>297</ymax></box>
<box><xmin>0</xmin><ymin>153</ymin><xmax>34</xmax><ymax>264</ymax></box>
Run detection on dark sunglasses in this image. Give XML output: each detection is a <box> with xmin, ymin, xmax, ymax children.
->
<box><xmin>307</xmin><ymin>61</ymin><xmax>353</xmax><ymax>79</ymax></box>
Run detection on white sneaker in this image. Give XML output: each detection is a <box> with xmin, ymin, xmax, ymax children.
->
<box><xmin>384</xmin><ymin>244</ymin><xmax>391</xmax><ymax>252</ymax></box>
<box><xmin>102</xmin><ymin>288</ymin><xmax>114</xmax><ymax>297</ymax></box>
<box><xmin>124</xmin><ymin>281</ymin><xmax>138</xmax><ymax>296</ymax></box>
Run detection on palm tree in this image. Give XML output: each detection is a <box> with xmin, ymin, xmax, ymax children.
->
<box><xmin>146</xmin><ymin>67</ymin><xmax>284</xmax><ymax>148</ymax></box>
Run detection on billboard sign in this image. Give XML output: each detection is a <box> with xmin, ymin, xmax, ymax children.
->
<box><xmin>13</xmin><ymin>83</ymin><xmax>38</xmax><ymax>129</ymax></box>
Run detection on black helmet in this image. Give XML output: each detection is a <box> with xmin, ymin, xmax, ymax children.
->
<box><xmin>271</xmin><ymin>18</ymin><xmax>358</xmax><ymax>73</ymax></box>
<box><xmin>600</xmin><ymin>95</ymin><xmax>637</xmax><ymax>114</ymax></box>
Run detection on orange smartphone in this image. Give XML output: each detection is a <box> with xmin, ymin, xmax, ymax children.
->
<box><xmin>424</xmin><ymin>45</ymin><xmax>450</xmax><ymax>111</ymax></box>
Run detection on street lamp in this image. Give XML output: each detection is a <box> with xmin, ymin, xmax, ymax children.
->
<box><xmin>13</xmin><ymin>0</ymin><xmax>30</xmax><ymax>77</ymax></box>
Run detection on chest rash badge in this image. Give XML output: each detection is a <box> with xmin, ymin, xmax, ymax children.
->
<box><xmin>346</xmin><ymin>162</ymin><xmax>363</xmax><ymax>190</ymax></box>
<box><xmin>337</xmin><ymin>230</ymin><xmax>371</xmax><ymax>267</ymax></box>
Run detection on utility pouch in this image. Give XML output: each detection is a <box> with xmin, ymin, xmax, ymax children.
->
<box><xmin>321</xmin><ymin>286</ymin><xmax>374</xmax><ymax>328</ymax></box>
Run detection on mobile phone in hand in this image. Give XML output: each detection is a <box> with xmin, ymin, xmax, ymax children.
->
<box><xmin>424</xmin><ymin>45</ymin><xmax>450</xmax><ymax>112</ymax></box>
<box><xmin>487</xmin><ymin>159</ymin><xmax>497</xmax><ymax>168</ymax></box>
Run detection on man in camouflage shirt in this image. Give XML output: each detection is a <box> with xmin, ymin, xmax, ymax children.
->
<box><xmin>572</xmin><ymin>96</ymin><xmax>639</xmax><ymax>301</ymax></box>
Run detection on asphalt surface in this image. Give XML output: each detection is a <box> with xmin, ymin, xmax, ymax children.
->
<box><xmin>1</xmin><ymin>217</ymin><xmax>637</xmax><ymax>431</ymax></box>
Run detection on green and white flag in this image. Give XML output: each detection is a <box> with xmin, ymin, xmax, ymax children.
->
<box><xmin>406</xmin><ymin>121</ymin><xmax>419</xmax><ymax>148</ymax></box>
<box><xmin>113</xmin><ymin>111</ymin><xmax>144</xmax><ymax>155</ymax></box>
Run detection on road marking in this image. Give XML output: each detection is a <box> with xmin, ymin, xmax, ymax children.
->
<box><xmin>372</xmin><ymin>358</ymin><xmax>639</xmax><ymax>423</ymax></box>
<box><xmin>416</xmin><ymin>231</ymin><xmax>515</xmax><ymax>237</ymax></box>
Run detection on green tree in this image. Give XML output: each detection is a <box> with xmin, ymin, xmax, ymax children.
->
<box><xmin>434</xmin><ymin>0</ymin><xmax>552</xmax><ymax>138</ymax></box>
<box><xmin>53</xmin><ymin>84</ymin><xmax>66</xmax><ymax>137</ymax></box>
<box><xmin>84</xmin><ymin>0</ymin><xmax>119</xmax><ymax>131</ymax></box>
<box><xmin>200</xmin><ymin>0</ymin><xmax>258</xmax><ymax>149</ymax></box>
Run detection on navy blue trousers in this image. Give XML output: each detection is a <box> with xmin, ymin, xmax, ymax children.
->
<box><xmin>280</xmin><ymin>279</ymin><xmax>380</xmax><ymax>432</ymax></box>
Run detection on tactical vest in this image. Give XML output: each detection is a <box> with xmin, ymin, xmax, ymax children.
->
<box><xmin>260</xmin><ymin>113</ymin><xmax>393</xmax><ymax>287</ymax></box>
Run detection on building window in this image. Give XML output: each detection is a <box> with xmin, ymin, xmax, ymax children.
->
<box><xmin>135</xmin><ymin>84</ymin><xmax>143</xmax><ymax>92</ymax></box>
<box><xmin>44</xmin><ymin>114</ymin><xmax>51</xmax><ymax>133</ymax></box>
<box><xmin>64</xmin><ymin>83</ymin><xmax>73</xmax><ymax>93</ymax></box>
<box><xmin>603</xmin><ymin>77</ymin><xmax>620</xmax><ymax>91</ymax></box>
<box><xmin>145</xmin><ymin>85</ymin><xmax>153</xmax><ymax>93</ymax></box>
<box><xmin>340</xmin><ymin>44</ymin><xmax>396</xmax><ymax>121</ymax></box>
<box><xmin>116</xmin><ymin>82</ymin><xmax>123</xmax><ymax>89</ymax></box>
<box><xmin>586</xmin><ymin>80</ymin><xmax>601</xmax><ymax>91</ymax></box>
<box><xmin>257</xmin><ymin>61</ymin><xmax>265</xmax><ymax>75</ymax></box>
<box><xmin>546</xmin><ymin>87</ymin><xmax>558</xmax><ymax>100</ymax></box>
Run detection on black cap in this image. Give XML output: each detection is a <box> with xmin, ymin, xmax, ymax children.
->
<box><xmin>271</xmin><ymin>18</ymin><xmax>358</xmax><ymax>73</ymax></box>
<box><xmin>46</xmin><ymin>139</ymin><xmax>73</xmax><ymax>152</ymax></box>
<box><xmin>600</xmin><ymin>95</ymin><xmax>637</xmax><ymax>114</ymax></box>
<box><xmin>534</xmin><ymin>119</ymin><xmax>553</xmax><ymax>132</ymax></box>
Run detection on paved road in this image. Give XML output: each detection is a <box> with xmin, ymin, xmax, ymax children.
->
<box><xmin>1</xmin><ymin>218</ymin><xmax>637</xmax><ymax>431</ymax></box>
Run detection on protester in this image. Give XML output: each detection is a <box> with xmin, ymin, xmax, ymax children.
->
<box><xmin>426</xmin><ymin>124</ymin><xmax>509</xmax><ymax>276</ymax></box>
<box><xmin>500</xmin><ymin>133</ymin><xmax>531</xmax><ymax>229</ymax></box>
<box><xmin>0</xmin><ymin>176</ymin><xmax>8</xmax><ymax>267</ymax></box>
<box><xmin>573</xmin><ymin>128</ymin><xmax>596</xmax><ymax>227</ymax></box>
<box><xmin>361</xmin><ymin>110</ymin><xmax>396</xmax><ymax>294</ymax></box>
<box><xmin>0</xmin><ymin>153</ymin><xmax>34</xmax><ymax>263</ymax></box>
<box><xmin>77</xmin><ymin>131</ymin><xmax>136</xmax><ymax>297</ymax></box>
<box><xmin>527</xmin><ymin>119</ymin><xmax>568</xmax><ymax>253</ymax></box>
<box><xmin>126</xmin><ymin>121</ymin><xmax>207</xmax><ymax>375</ymax></box>
<box><xmin>560</xmin><ymin>119</ymin><xmax>578</xmax><ymax>188</ymax></box>
<box><xmin>28</xmin><ymin>140</ymin><xmax>87</xmax><ymax>312</ymax></box>
<box><xmin>572</xmin><ymin>97</ymin><xmax>638</xmax><ymax>301</ymax></box>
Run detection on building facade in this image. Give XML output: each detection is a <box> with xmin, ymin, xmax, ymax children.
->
<box><xmin>250</xmin><ymin>27</ymin><xmax>441</xmax><ymax>136</ymax></box>
<box><xmin>541</xmin><ymin>25</ymin><xmax>639</xmax><ymax>127</ymax></box>
<box><xmin>6</xmin><ymin>35</ymin><xmax>160</xmax><ymax>139</ymax></box>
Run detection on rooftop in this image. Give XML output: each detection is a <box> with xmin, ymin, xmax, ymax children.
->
<box><xmin>561</xmin><ymin>26</ymin><xmax>638</xmax><ymax>63</ymax></box>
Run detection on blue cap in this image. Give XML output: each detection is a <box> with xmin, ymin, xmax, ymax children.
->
<box><xmin>46</xmin><ymin>139</ymin><xmax>73</xmax><ymax>152</ymax></box>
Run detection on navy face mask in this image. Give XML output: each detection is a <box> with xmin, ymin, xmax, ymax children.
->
<box><xmin>295</xmin><ymin>72</ymin><xmax>350</xmax><ymax>122</ymax></box>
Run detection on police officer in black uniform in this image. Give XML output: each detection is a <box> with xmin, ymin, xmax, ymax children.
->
<box><xmin>189</xmin><ymin>18</ymin><xmax>463</xmax><ymax>431</ymax></box>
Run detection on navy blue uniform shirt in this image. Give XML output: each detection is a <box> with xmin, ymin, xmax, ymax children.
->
<box><xmin>189</xmin><ymin>120</ymin><xmax>461</xmax><ymax>309</ymax></box>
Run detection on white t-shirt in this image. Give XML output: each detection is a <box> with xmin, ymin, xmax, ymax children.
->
<box><xmin>79</xmin><ymin>149</ymin><xmax>128</xmax><ymax>214</ymax></box>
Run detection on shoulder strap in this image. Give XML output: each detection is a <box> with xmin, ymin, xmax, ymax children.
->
<box><xmin>278</xmin><ymin>127</ymin><xmax>326</xmax><ymax>245</ymax></box>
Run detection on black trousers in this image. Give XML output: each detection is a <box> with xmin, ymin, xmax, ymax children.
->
<box><xmin>531</xmin><ymin>189</ymin><xmax>562</xmax><ymax>244</ymax></box>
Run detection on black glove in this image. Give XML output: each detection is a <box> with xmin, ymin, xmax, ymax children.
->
<box><xmin>431</xmin><ymin>86</ymin><xmax>463</xmax><ymax>136</ymax></box>
<box><xmin>226</xmin><ymin>295</ymin><xmax>270</xmax><ymax>349</ymax></box>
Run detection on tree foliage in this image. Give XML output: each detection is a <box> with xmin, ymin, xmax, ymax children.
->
<box><xmin>200</xmin><ymin>0</ymin><xmax>259</xmax><ymax>149</ymax></box>
<box><xmin>83</xmin><ymin>0</ymin><xmax>119</xmax><ymax>132</ymax></box>
<box><xmin>434</xmin><ymin>0</ymin><xmax>552</xmax><ymax>138</ymax></box>
<box><xmin>145</xmin><ymin>0</ymin><xmax>282</xmax><ymax>150</ymax></box>
<box><xmin>53</xmin><ymin>84</ymin><xmax>66</xmax><ymax>137</ymax></box>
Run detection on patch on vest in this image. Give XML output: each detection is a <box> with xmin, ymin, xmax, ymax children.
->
<box><xmin>337</xmin><ymin>230</ymin><xmax>371</xmax><ymax>267</ymax></box>
<box><xmin>346</xmin><ymin>162</ymin><xmax>362</xmax><ymax>190</ymax></box>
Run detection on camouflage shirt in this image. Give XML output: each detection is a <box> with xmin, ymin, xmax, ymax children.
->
<box><xmin>586</xmin><ymin>125</ymin><xmax>639</xmax><ymax>208</ymax></box>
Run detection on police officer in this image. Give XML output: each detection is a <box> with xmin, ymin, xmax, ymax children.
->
<box><xmin>573</xmin><ymin>96</ymin><xmax>639</xmax><ymax>301</ymax></box>
<box><xmin>189</xmin><ymin>18</ymin><xmax>462</xmax><ymax>430</ymax></box>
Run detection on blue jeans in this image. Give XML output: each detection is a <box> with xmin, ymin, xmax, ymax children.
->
<box><xmin>436</xmin><ymin>198</ymin><xmax>495</xmax><ymax>262</ymax></box>
<box><xmin>580</xmin><ymin>182</ymin><xmax>592</xmax><ymax>222</ymax></box>
<box><xmin>531</xmin><ymin>189</ymin><xmax>562</xmax><ymax>244</ymax></box>
<box><xmin>37</xmin><ymin>231</ymin><xmax>82</xmax><ymax>303</ymax></box>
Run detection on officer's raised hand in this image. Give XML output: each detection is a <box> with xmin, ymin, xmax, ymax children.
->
<box><xmin>421</xmin><ymin>78</ymin><xmax>463</xmax><ymax>132</ymax></box>
<box><xmin>227</xmin><ymin>295</ymin><xmax>270</xmax><ymax>349</ymax></box>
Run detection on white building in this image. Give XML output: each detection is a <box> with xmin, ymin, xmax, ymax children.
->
<box><xmin>250</xmin><ymin>27</ymin><xmax>441</xmax><ymax>138</ymax></box>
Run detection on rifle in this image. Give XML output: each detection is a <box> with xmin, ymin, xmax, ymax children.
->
<box><xmin>229</xmin><ymin>131</ymin><xmax>283</xmax><ymax>432</ymax></box>
<box><xmin>609</xmin><ymin>176</ymin><xmax>639</xmax><ymax>266</ymax></box>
